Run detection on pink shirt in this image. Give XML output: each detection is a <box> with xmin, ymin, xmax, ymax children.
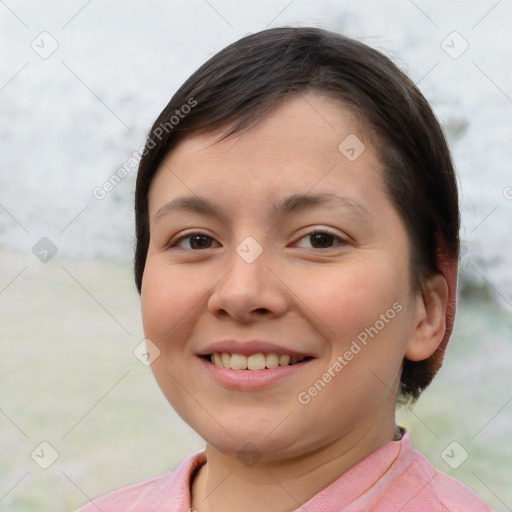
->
<box><xmin>76</xmin><ymin>430</ymin><xmax>491</xmax><ymax>511</ymax></box>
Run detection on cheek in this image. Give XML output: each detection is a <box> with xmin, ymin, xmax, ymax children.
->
<box><xmin>299</xmin><ymin>258</ymin><xmax>408</xmax><ymax>343</ymax></box>
<box><xmin>295</xmin><ymin>269</ymin><xmax>410</xmax><ymax>431</ymax></box>
<box><xmin>140</xmin><ymin>259</ymin><xmax>208</xmax><ymax>415</ymax></box>
<box><xmin>326</xmin><ymin>267</ymin><xmax>412</xmax><ymax>391</ymax></box>
<box><xmin>140</xmin><ymin>258</ymin><xmax>207</xmax><ymax>349</ymax></box>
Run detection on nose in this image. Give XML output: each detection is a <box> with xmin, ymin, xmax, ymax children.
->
<box><xmin>207</xmin><ymin>245</ymin><xmax>288</xmax><ymax>323</ymax></box>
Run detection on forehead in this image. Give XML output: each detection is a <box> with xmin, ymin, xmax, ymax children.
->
<box><xmin>148</xmin><ymin>94</ymin><xmax>385</xmax><ymax>214</ymax></box>
<box><xmin>170</xmin><ymin>95</ymin><xmax>371</xmax><ymax>164</ymax></box>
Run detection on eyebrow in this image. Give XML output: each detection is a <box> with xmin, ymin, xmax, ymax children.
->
<box><xmin>272</xmin><ymin>192</ymin><xmax>370</xmax><ymax>218</ymax></box>
<box><xmin>154</xmin><ymin>195</ymin><xmax>223</xmax><ymax>221</ymax></box>
<box><xmin>153</xmin><ymin>192</ymin><xmax>371</xmax><ymax>222</ymax></box>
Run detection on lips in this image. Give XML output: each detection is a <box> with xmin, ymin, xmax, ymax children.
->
<box><xmin>197</xmin><ymin>340</ymin><xmax>314</xmax><ymax>372</ymax></box>
<box><xmin>198</xmin><ymin>348</ymin><xmax>314</xmax><ymax>390</ymax></box>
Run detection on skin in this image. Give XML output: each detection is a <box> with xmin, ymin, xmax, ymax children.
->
<box><xmin>141</xmin><ymin>93</ymin><xmax>448</xmax><ymax>512</ymax></box>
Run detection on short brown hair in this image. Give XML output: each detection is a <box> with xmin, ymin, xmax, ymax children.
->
<box><xmin>134</xmin><ymin>27</ymin><xmax>460</xmax><ymax>403</ymax></box>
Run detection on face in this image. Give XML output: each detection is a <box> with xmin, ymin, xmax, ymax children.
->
<box><xmin>141</xmin><ymin>94</ymin><xmax>423</xmax><ymax>460</ymax></box>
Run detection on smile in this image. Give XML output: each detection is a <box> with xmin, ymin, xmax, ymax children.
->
<box><xmin>206</xmin><ymin>352</ymin><xmax>308</xmax><ymax>370</ymax></box>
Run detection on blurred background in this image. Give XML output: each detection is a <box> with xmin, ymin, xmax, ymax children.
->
<box><xmin>1</xmin><ymin>0</ymin><xmax>511</xmax><ymax>510</ymax></box>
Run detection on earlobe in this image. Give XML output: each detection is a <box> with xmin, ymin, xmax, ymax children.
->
<box><xmin>405</xmin><ymin>273</ymin><xmax>449</xmax><ymax>362</ymax></box>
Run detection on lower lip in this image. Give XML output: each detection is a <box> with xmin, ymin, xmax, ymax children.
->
<box><xmin>198</xmin><ymin>357</ymin><xmax>314</xmax><ymax>390</ymax></box>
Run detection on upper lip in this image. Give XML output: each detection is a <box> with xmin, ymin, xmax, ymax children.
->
<box><xmin>197</xmin><ymin>340</ymin><xmax>314</xmax><ymax>358</ymax></box>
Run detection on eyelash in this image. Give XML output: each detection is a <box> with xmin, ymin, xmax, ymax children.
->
<box><xmin>168</xmin><ymin>231</ymin><xmax>220</xmax><ymax>250</ymax></box>
<box><xmin>168</xmin><ymin>228</ymin><xmax>348</xmax><ymax>250</ymax></box>
<box><xmin>292</xmin><ymin>229</ymin><xmax>348</xmax><ymax>249</ymax></box>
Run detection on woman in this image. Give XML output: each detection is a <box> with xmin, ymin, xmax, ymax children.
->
<box><xmin>78</xmin><ymin>27</ymin><xmax>490</xmax><ymax>511</ymax></box>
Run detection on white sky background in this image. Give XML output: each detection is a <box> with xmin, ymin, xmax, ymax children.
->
<box><xmin>1</xmin><ymin>0</ymin><xmax>511</xmax><ymax>306</ymax></box>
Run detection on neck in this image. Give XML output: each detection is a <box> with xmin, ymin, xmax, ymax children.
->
<box><xmin>190</xmin><ymin>418</ymin><xmax>399</xmax><ymax>512</ymax></box>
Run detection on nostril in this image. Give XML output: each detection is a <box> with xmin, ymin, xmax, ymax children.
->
<box><xmin>254</xmin><ymin>308</ymin><xmax>270</xmax><ymax>314</ymax></box>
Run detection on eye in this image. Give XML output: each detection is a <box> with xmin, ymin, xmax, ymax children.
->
<box><xmin>293</xmin><ymin>230</ymin><xmax>347</xmax><ymax>249</ymax></box>
<box><xmin>169</xmin><ymin>233</ymin><xmax>220</xmax><ymax>250</ymax></box>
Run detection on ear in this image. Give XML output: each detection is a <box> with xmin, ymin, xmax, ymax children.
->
<box><xmin>405</xmin><ymin>273</ymin><xmax>449</xmax><ymax>361</ymax></box>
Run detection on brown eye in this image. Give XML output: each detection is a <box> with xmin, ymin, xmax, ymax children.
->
<box><xmin>189</xmin><ymin>235</ymin><xmax>213</xmax><ymax>249</ymax></box>
<box><xmin>294</xmin><ymin>230</ymin><xmax>346</xmax><ymax>249</ymax></box>
<box><xmin>171</xmin><ymin>233</ymin><xmax>220</xmax><ymax>250</ymax></box>
<box><xmin>309</xmin><ymin>233</ymin><xmax>336</xmax><ymax>248</ymax></box>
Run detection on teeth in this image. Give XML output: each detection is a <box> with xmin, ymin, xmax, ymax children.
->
<box><xmin>210</xmin><ymin>352</ymin><xmax>305</xmax><ymax>370</ymax></box>
<box><xmin>221</xmin><ymin>352</ymin><xmax>231</xmax><ymax>367</ymax></box>
<box><xmin>230</xmin><ymin>353</ymin><xmax>248</xmax><ymax>370</ymax></box>
<box><xmin>266</xmin><ymin>353</ymin><xmax>279</xmax><ymax>368</ymax></box>
<box><xmin>247</xmin><ymin>353</ymin><xmax>266</xmax><ymax>370</ymax></box>
<box><xmin>279</xmin><ymin>354</ymin><xmax>290</xmax><ymax>366</ymax></box>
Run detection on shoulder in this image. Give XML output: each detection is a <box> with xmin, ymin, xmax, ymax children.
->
<box><xmin>390</xmin><ymin>434</ymin><xmax>492</xmax><ymax>512</ymax></box>
<box><xmin>75</xmin><ymin>451</ymin><xmax>206</xmax><ymax>512</ymax></box>
<box><xmin>75</xmin><ymin>472</ymin><xmax>175</xmax><ymax>511</ymax></box>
